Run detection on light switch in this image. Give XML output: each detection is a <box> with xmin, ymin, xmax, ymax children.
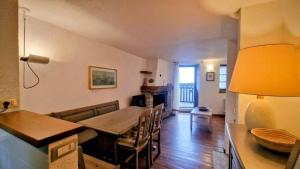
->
<box><xmin>70</xmin><ymin>142</ymin><xmax>75</xmax><ymax>150</ymax></box>
<box><xmin>57</xmin><ymin>148</ymin><xmax>63</xmax><ymax>157</ymax></box>
<box><xmin>51</xmin><ymin>140</ymin><xmax>77</xmax><ymax>162</ymax></box>
<box><xmin>49</xmin><ymin>135</ymin><xmax>78</xmax><ymax>169</ymax></box>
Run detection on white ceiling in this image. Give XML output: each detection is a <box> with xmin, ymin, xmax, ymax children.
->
<box><xmin>19</xmin><ymin>0</ymin><xmax>272</xmax><ymax>62</ymax></box>
<box><xmin>199</xmin><ymin>0</ymin><xmax>275</xmax><ymax>16</ymax></box>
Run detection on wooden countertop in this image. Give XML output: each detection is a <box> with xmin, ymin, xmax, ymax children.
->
<box><xmin>226</xmin><ymin>123</ymin><xmax>289</xmax><ymax>169</ymax></box>
<box><xmin>0</xmin><ymin>110</ymin><xmax>84</xmax><ymax>147</ymax></box>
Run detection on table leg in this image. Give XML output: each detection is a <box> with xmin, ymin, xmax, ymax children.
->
<box><xmin>113</xmin><ymin>139</ymin><xmax>118</xmax><ymax>164</ymax></box>
<box><xmin>190</xmin><ymin>114</ymin><xmax>193</xmax><ymax>132</ymax></box>
<box><xmin>229</xmin><ymin>143</ymin><xmax>232</xmax><ymax>169</ymax></box>
<box><xmin>208</xmin><ymin>116</ymin><xmax>212</xmax><ymax>132</ymax></box>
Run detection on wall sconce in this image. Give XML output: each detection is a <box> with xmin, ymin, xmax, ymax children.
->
<box><xmin>20</xmin><ymin>54</ymin><xmax>50</xmax><ymax>64</ymax></box>
<box><xmin>20</xmin><ymin>7</ymin><xmax>50</xmax><ymax>89</ymax></box>
<box><xmin>206</xmin><ymin>64</ymin><xmax>214</xmax><ymax>72</ymax></box>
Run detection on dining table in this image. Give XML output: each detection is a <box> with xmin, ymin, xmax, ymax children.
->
<box><xmin>78</xmin><ymin>106</ymin><xmax>150</xmax><ymax>164</ymax></box>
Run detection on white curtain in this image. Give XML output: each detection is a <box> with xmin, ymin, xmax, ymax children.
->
<box><xmin>172</xmin><ymin>62</ymin><xmax>180</xmax><ymax>111</ymax></box>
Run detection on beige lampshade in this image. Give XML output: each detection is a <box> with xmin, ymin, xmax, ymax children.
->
<box><xmin>229</xmin><ymin>44</ymin><xmax>300</xmax><ymax>97</ymax></box>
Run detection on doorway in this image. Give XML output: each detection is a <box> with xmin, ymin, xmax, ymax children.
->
<box><xmin>179</xmin><ymin>65</ymin><xmax>198</xmax><ymax>109</ymax></box>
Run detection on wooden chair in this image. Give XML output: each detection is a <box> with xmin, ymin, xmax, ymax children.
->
<box><xmin>117</xmin><ymin>109</ymin><xmax>152</xmax><ymax>169</ymax></box>
<box><xmin>149</xmin><ymin>104</ymin><xmax>164</xmax><ymax>165</ymax></box>
<box><xmin>78</xmin><ymin>146</ymin><xmax>120</xmax><ymax>169</ymax></box>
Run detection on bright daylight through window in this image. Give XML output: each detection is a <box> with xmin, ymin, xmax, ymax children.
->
<box><xmin>219</xmin><ymin>64</ymin><xmax>227</xmax><ymax>93</ymax></box>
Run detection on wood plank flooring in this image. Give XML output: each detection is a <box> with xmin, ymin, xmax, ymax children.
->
<box><xmin>141</xmin><ymin>113</ymin><xmax>225</xmax><ymax>169</ymax></box>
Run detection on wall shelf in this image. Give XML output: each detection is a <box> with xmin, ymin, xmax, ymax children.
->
<box><xmin>140</xmin><ymin>71</ymin><xmax>153</xmax><ymax>74</ymax></box>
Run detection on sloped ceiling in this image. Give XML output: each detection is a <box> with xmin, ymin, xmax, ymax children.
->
<box><xmin>19</xmin><ymin>0</ymin><xmax>271</xmax><ymax>62</ymax></box>
<box><xmin>199</xmin><ymin>0</ymin><xmax>275</xmax><ymax>16</ymax></box>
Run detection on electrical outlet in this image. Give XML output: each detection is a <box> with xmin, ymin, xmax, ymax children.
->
<box><xmin>0</xmin><ymin>99</ymin><xmax>18</xmax><ymax>109</ymax></box>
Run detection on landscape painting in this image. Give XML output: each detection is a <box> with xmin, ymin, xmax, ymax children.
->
<box><xmin>89</xmin><ymin>66</ymin><xmax>117</xmax><ymax>89</ymax></box>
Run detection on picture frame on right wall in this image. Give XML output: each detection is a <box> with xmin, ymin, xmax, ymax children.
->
<box><xmin>206</xmin><ymin>72</ymin><xmax>215</xmax><ymax>81</ymax></box>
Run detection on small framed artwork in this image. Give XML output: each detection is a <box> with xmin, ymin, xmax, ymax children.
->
<box><xmin>89</xmin><ymin>66</ymin><xmax>117</xmax><ymax>89</ymax></box>
<box><xmin>206</xmin><ymin>72</ymin><xmax>215</xmax><ymax>81</ymax></box>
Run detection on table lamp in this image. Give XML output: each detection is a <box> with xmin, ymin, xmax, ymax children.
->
<box><xmin>229</xmin><ymin>44</ymin><xmax>300</xmax><ymax>131</ymax></box>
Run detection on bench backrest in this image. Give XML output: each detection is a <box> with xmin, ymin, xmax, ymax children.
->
<box><xmin>50</xmin><ymin>100</ymin><xmax>119</xmax><ymax>122</ymax></box>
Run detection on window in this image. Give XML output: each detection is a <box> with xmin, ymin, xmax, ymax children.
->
<box><xmin>219</xmin><ymin>64</ymin><xmax>227</xmax><ymax>93</ymax></box>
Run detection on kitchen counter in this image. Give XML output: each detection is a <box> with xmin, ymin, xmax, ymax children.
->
<box><xmin>0</xmin><ymin>110</ymin><xmax>83</xmax><ymax>147</ymax></box>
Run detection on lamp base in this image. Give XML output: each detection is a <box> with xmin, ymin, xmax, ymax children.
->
<box><xmin>245</xmin><ymin>98</ymin><xmax>275</xmax><ymax>131</ymax></box>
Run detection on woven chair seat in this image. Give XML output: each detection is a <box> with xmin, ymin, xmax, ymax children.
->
<box><xmin>118</xmin><ymin>130</ymin><xmax>147</xmax><ymax>147</ymax></box>
<box><xmin>118</xmin><ymin>136</ymin><xmax>147</xmax><ymax>147</ymax></box>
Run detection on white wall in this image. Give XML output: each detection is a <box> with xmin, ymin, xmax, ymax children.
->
<box><xmin>145</xmin><ymin>58</ymin><xmax>174</xmax><ymax>86</ymax></box>
<box><xmin>19</xmin><ymin>17</ymin><xmax>147</xmax><ymax>114</ymax></box>
<box><xmin>224</xmin><ymin>40</ymin><xmax>239</xmax><ymax>153</ymax></box>
<box><xmin>225</xmin><ymin>40</ymin><xmax>238</xmax><ymax>123</ymax></box>
<box><xmin>155</xmin><ymin>59</ymin><xmax>174</xmax><ymax>86</ymax></box>
<box><xmin>0</xmin><ymin>0</ymin><xmax>19</xmax><ymax>102</ymax></box>
<box><xmin>198</xmin><ymin>59</ymin><xmax>227</xmax><ymax>114</ymax></box>
<box><xmin>238</xmin><ymin>0</ymin><xmax>300</xmax><ymax>137</ymax></box>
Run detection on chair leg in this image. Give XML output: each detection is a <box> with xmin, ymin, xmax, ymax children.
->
<box><xmin>190</xmin><ymin>114</ymin><xmax>193</xmax><ymax>132</ymax></box>
<box><xmin>209</xmin><ymin>116</ymin><xmax>212</xmax><ymax>132</ymax></box>
<box><xmin>150</xmin><ymin>135</ymin><xmax>153</xmax><ymax>165</ymax></box>
<box><xmin>147</xmin><ymin>143</ymin><xmax>151</xmax><ymax>169</ymax></box>
<box><xmin>158</xmin><ymin>130</ymin><xmax>161</xmax><ymax>155</ymax></box>
<box><xmin>135</xmin><ymin>151</ymin><xmax>139</xmax><ymax>169</ymax></box>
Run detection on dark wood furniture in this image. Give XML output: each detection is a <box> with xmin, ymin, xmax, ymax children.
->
<box><xmin>140</xmin><ymin>71</ymin><xmax>153</xmax><ymax>74</ymax></box>
<box><xmin>78</xmin><ymin>106</ymin><xmax>149</xmax><ymax>164</ymax></box>
<box><xmin>50</xmin><ymin>101</ymin><xmax>119</xmax><ymax>145</ymax></box>
<box><xmin>227</xmin><ymin>123</ymin><xmax>289</xmax><ymax>169</ymax></box>
<box><xmin>0</xmin><ymin>110</ymin><xmax>83</xmax><ymax>147</ymax></box>
<box><xmin>50</xmin><ymin>100</ymin><xmax>120</xmax><ymax>122</ymax></box>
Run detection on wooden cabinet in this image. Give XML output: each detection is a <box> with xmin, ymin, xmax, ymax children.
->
<box><xmin>227</xmin><ymin>124</ymin><xmax>289</xmax><ymax>169</ymax></box>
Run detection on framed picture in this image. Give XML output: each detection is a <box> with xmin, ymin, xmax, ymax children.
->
<box><xmin>89</xmin><ymin>66</ymin><xmax>117</xmax><ymax>89</ymax></box>
<box><xmin>206</xmin><ymin>72</ymin><xmax>215</xmax><ymax>81</ymax></box>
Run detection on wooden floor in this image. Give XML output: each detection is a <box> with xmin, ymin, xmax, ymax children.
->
<box><xmin>140</xmin><ymin>112</ymin><xmax>225</xmax><ymax>169</ymax></box>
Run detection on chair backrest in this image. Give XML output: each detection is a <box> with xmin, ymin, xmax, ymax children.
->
<box><xmin>134</xmin><ymin>109</ymin><xmax>152</xmax><ymax>147</ymax></box>
<box><xmin>150</xmin><ymin>104</ymin><xmax>164</xmax><ymax>133</ymax></box>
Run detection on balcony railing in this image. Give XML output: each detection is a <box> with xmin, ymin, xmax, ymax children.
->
<box><xmin>179</xmin><ymin>83</ymin><xmax>194</xmax><ymax>103</ymax></box>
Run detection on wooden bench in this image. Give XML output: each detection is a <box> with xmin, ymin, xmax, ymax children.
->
<box><xmin>51</xmin><ymin>101</ymin><xmax>121</xmax><ymax>169</ymax></box>
<box><xmin>83</xmin><ymin>154</ymin><xmax>120</xmax><ymax>169</ymax></box>
<box><xmin>50</xmin><ymin>100</ymin><xmax>119</xmax><ymax>145</ymax></box>
<box><xmin>79</xmin><ymin>146</ymin><xmax>120</xmax><ymax>169</ymax></box>
<box><xmin>50</xmin><ymin>100</ymin><xmax>120</xmax><ymax>123</ymax></box>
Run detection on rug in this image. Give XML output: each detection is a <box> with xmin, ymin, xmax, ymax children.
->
<box><xmin>212</xmin><ymin>151</ymin><xmax>228</xmax><ymax>169</ymax></box>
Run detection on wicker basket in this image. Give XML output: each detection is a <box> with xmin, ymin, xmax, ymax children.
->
<box><xmin>251</xmin><ymin>128</ymin><xmax>299</xmax><ymax>153</ymax></box>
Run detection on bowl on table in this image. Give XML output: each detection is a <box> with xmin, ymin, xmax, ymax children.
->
<box><xmin>251</xmin><ymin>128</ymin><xmax>299</xmax><ymax>153</ymax></box>
<box><xmin>198</xmin><ymin>106</ymin><xmax>209</xmax><ymax>112</ymax></box>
